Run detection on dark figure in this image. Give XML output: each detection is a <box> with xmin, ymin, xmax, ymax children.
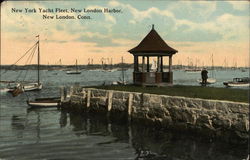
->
<box><xmin>201</xmin><ymin>68</ymin><xmax>208</xmax><ymax>85</ymax></box>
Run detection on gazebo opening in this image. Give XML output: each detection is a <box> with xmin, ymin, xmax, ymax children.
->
<box><xmin>128</xmin><ymin>25</ymin><xmax>178</xmax><ymax>86</ymax></box>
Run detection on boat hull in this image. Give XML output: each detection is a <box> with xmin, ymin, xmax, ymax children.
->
<box><xmin>66</xmin><ymin>71</ymin><xmax>81</xmax><ymax>74</ymax></box>
<box><xmin>223</xmin><ymin>82</ymin><xmax>250</xmax><ymax>87</ymax></box>
<box><xmin>23</xmin><ymin>83</ymin><xmax>43</xmax><ymax>91</ymax></box>
<box><xmin>27</xmin><ymin>97</ymin><xmax>61</xmax><ymax>108</ymax></box>
<box><xmin>197</xmin><ymin>78</ymin><xmax>216</xmax><ymax>84</ymax></box>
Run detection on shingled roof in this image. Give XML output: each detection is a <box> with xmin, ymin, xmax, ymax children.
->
<box><xmin>128</xmin><ymin>25</ymin><xmax>178</xmax><ymax>56</ymax></box>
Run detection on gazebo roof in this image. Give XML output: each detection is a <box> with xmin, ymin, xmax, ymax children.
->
<box><xmin>128</xmin><ymin>25</ymin><xmax>178</xmax><ymax>56</ymax></box>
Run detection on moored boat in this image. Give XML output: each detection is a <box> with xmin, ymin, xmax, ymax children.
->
<box><xmin>197</xmin><ymin>78</ymin><xmax>216</xmax><ymax>85</ymax></box>
<box><xmin>27</xmin><ymin>97</ymin><xmax>61</xmax><ymax>108</ymax></box>
<box><xmin>66</xmin><ymin>59</ymin><xmax>81</xmax><ymax>74</ymax></box>
<box><xmin>5</xmin><ymin>35</ymin><xmax>43</xmax><ymax>95</ymax></box>
<box><xmin>223</xmin><ymin>77</ymin><xmax>250</xmax><ymax>87</ymax></box>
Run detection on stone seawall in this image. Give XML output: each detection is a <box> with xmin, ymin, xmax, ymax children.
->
<box><xmin>64</xmin><ymin>88</ymin><xmax>249</xmax><ymax>143</ymax></box>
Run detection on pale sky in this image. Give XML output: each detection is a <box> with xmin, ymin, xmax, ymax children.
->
<box><xmin>1</xmin><ymin>0</ymin><xmax>249</xmax><ymax>67</ymax></box>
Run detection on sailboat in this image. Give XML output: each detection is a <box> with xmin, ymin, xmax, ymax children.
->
<box><xmin>3</xmin><ymin>35</ymin><xmax>42</xmax><ymax>95</ymax></box>
<box><xmin>112</xmin><ymin>57</ymin><xmax>128</xmax><ymax>85</ymax></box>
<box><xmin>197</xmin><ymin>54</ymin><xmax>216</xmax><ymax>84</ymax></box>
<box><xmin>66</xmin><ymin>60</ymin><xmax>81</xmax><ymax>74</ymax></box>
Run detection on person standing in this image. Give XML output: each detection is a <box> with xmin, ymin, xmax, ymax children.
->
<box><xmin>201</xmin><ymin>68</ymin><xmax>208</xmax><ymax>85</ymax></box>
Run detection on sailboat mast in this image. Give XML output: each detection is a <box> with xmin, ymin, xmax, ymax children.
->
<box><xmin>37</xmin><ymin>35</ymin><xmax>40</xmax><ymax>84</ymax></box>
<box><xmin>211</xmin><ymin>54</ymin><xmax>214</xmax><ymax>78</ymax></box>
<box><xmin>121</xmin><ymin>57</ymin><xmax>124</xmax><ymax>84</ymax></box>
<box><xmin>76</xmin><ymin>59</ymin><xmax>78</xmax><ymax>71</ymax></box>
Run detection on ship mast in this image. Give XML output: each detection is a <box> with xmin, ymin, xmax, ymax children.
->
<box><xmin>37</xmin><ymin>35</ymin><xmax>40</xmax><ymax>84</ymax></box>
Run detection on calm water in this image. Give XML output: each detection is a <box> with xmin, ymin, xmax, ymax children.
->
<box><xmin>0</xmin><ymin>69</ymin><xmax>249</xmax><ymax>160</ymax></box>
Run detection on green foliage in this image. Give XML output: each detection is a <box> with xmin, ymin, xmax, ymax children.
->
<box><xmin>94</xmin><ymin>85</ymin><xmax>249</xmax><ymax>103</ymax></box>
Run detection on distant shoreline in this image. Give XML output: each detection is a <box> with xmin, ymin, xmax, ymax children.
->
<box><xmin>0</xmin><ymin>64</ymin><xmax>248</xmax><ymax>71</ymax></box>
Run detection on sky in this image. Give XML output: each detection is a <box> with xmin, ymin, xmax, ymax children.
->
<box><xmin>1</xmin><ymin>0</ymin><xmax>249</xmax><ymax>67</ymax></box>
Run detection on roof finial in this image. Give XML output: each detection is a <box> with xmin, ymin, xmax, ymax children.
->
<box><xmin>152</xmin><ymin>24</ymin><xmax>154</xmax><ymax>30</ymax></box>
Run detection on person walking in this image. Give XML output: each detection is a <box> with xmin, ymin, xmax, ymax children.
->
<box><xmin>201</xmin><ymin>68</ymin><xmax>208</xmax><ymax>85</ymax></box>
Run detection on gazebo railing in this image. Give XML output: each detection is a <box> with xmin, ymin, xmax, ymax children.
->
<box><xmin>133</xmin><ymin>72</ymin><xmax>173</xmax><ymax>84</ymax></box>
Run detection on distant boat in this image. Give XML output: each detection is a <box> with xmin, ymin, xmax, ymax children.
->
<box><xmin>185</xmin><ymin>68</ymin><xmax>202</xmax><ymax>73</ymax></box>
<box><xmin>66</xmin><ymin>59</ymin><xmax>81</xmax><ymax>74</ymax></box>
<box><xmin>112</xmin><ymin>57</ymin><xmax>128</xmax><ymax>85</ymax></box>
<box><xmin>223</xmin><ymin>77</ymin><xmax>250</xmax><ymax>87</ymax></box>
<box><xmin>197</xmin><ymin>54</ymin><xmax>216</xmax><ymax>85</ymax></box>
<box><xmin>27</xmin><ymin>97</ymin><xmax>61</xmax><ymax>108</ymax></box>
<box><xmin>150</xmin><ymin>59</ymin><xmax>157</xmax><ymax>72</ymax></box>
<box><xmin>197</xmin><ymin>78</ymin><xmax>216</xmax><ymax>85</ymax></box>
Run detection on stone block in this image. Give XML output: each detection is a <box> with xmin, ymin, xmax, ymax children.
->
<box><xmin>90</xmin><ymin>97</ymin><xmax>106</xmax><ymax>108</ymax></box>
<box><xmin>232</xmin><ymin>118</ymin><xmax>249</xmax><ymax>132</ymax></box>
<box><xmin>216</xmin><ymin>102</ymin><xmax>230</xmax><ymax>114</ymax></box>
<box><xmin>168</xmin><ymin>97</ymin><xmax>186</xmax><ymax>108</ymax></box>
<box><xmin>147</xmin><ymin>106</ymin><xmax>169</xmax><ymax>119</ymax></box>
<box><xmin>201</xmin><ymin>100</ymin><xmax>216</xmax><ymax>110</ymax></box>
<box><xmin>228</xmin><ymin>103</ymin><xmax>249</xmax><ymax>114</ymax></box>
<box><xmin>212</xmin><ymin>116</ymin><xmax>232</xmax><ymax>129</ymax></box>
<box><xmin>196</xmin><ymin>114</ymin><xmax>212</xmax><ymax>128</ymax></box>
<box><xmin>133</xmin><ymin>92</ymin><xmax>142</xmax><ymax>102</ymax></box>
<box><xmin>70</xmin><ymin>95</ymin><xmax>84</xmax><ymax>104</ymax></box>
<box><xmin>142</xmin><ymin>93</ymin><xmax>151</xmax><ymax>103</ymax></box>
<box><xmin>112</xmin><ymin>91</ymin><xmax>129</xmax><ymax>100</ymax></box>
<box><xmin>161</xmin><ymin>95</ymin><xmax>170</xmax><ymax>107</ymax></box>
<box><xmin>91</xmin><ymin>89</ymin><xmax>107</xmax><ymax>98</ymax></box>
<box><xmin>168</xmin><ymin>107</ymin><xmax>196</xmax><ymax>124</ymax></box>
<box><xmin>187</xmin><ymin>98</ymin><xmax>202</xmax><ymax>108</ymax></box>
<box><xmin>112</xmin><ymin>99</ymin><xmax>127</xmax><ymax>112</ymax></box>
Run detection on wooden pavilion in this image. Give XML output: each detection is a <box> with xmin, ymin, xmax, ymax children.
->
<box><xmin>128</xmin><ymin>25</ymin><xmax>178</xmax><ymax>86</ymax></box>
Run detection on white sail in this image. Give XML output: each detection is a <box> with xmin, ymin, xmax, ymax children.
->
<box><xmin>151</xmin><ymin>60</ymin><xmax>157</xmax><ymax>71</ymax></box>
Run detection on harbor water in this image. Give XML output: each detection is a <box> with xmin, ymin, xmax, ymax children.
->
<box><xmin>0</xmin><ymin>69</ymin><xmax>249</xmax><ymax>160</ymax></box>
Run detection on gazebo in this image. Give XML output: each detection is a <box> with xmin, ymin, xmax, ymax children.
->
<box><xmin>128</xmin><ymin>25</ymin><xmax>178</xmax><ymax>86</ymax></box>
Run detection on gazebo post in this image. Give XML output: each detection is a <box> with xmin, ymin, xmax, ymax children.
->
<box><xmin>169</xmin><ymin>55</ymin><xmax>172</xmax><ymax>83</ymax></box>
<box><xmin>157</xmin><ymin>56</ymin><xmax>160</xmax><ymax>72</ymax></box>
<box><xmin>160</xmin><ymin>56</ymin><xmax>163</xmax><ymax>72</ymax></box>
<box><xmin>142</xmin><ymin>56</ymin><xmax>145</xmax><ymax>72</ymax></box>
<box><xmin>134</xmin><ymin>55</ymin><xmax>138</xmax><ymax>72</ymax></box>
<box><xmin>147</xmin><ymin>56</ymin><xmax>150</xmax><ymax>72</ymax></box>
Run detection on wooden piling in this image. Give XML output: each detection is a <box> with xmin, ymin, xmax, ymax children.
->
<box><xmin>60</xmin><ymin>86</ymin><xmax>66</xmax><ymax>102</ymax></box>
<box><xmin>128</xmin><ymin>93</ymin><xmax>133</xmax><ymax>122</ymax></box>
<box><xmin>107</xmin><ymin>91</ymin><xmax>113</xmax><ymax>112</ymax></box>
<box><xmin>86</xmin><ymin>89</ymin><xmax>91</xmax><ymax>108</ymax></box>
<box><xmin>69</xmin><ymin>86</ymin><xmax>74</xmax><ymax>97</ymax></box>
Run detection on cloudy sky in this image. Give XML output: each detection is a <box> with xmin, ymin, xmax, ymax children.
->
<box><xmin>1</xmin><ymin>0</ymin><xmax>249</xmax><ymax>67</ymax></box>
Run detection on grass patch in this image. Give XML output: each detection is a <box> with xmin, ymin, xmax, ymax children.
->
<box><xmin>92</xmin><ymin>85</ymin><xmax>249</xmax><ymax>103</ymax></box>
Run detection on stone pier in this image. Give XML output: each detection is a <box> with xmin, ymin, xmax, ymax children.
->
<box><xmin>62</xmin><ymin>87</ymin><xmax>249</xmax><ymax>143</ymax></box>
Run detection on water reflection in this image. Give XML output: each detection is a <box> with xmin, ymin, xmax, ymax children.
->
<box><xmin>61</xmin><ymin>111</ymin><xmax>248</xmax><ymax>160</ymax></box>
<box><xmin>5</xmin><ymin>108</ymin><xmax>248</xmax><ymax>160</ymax></box>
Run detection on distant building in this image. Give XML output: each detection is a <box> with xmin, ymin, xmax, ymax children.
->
<box><xmin>128</xmin><ymin>25</ymin><xmax>178</xmax><ymax>86</ymax></box>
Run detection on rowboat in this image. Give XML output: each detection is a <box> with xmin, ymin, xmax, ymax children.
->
<box><xmin>27</xmin><ymin>97</ymin><xmax>61</xmax><ymax>108</ymax></box>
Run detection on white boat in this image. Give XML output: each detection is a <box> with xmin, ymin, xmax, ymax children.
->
<box><xmin>185</xmin><ymin>68</ymin><xmax>201</xmax><ymax>73</ymax></box>
<box><xmin>3</xmin><ymin>36</ymin><xmax>43</xmax><ymax>95</ymax></box>
<box><xmin>66</xmin><ymin>70</ymin><xmax>81</xmax><ymax>74</ymax></box>
<box><xmin>223</xmin><ymin>77</ymin><xmax>250</xmax><ymax>87</ymax></box>
<box><xmin>66</xmin><ymin>59</ymin><xmax>81</xmax><ymax>74</ymax></box>
<box><xmin>27</xmin><ymin>97</ymin><xmax>61</xmax><ymax>108</ymax></box>
<box><xmin>22</xmin><ymin>82</ymin><xmax>43</xmax><ymax>91</ymax></box>
<box><xmin>197</xmin><ymin>78</ymin><xmax>216</xmax><ymax>85</ymax></box>
<box><xmin>197</xmin><ymin>54</ymin><xmax>216</xmax><ymax>85</ymax></box>
<box><xmin>112</xmin><ymin>57</ymin><xmax>128</xmax><ymax>85</ymax></box>
<box><xmin>150</xmin><ymin>59</ymin><xmax>157</xmax><ymax>72</ymax></box>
